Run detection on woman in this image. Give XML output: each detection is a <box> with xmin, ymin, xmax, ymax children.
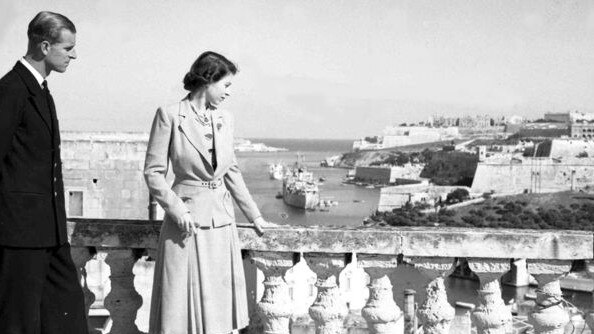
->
<box><xmin>144</xmin><ymin>51</ymin><xmax>267</xmax><ymax>334</ymax></box>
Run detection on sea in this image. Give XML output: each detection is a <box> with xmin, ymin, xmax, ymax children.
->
<box><xmin>234</xmin><ymin>138</ymin><xmax>380</xmax><ymax>227</ymax></box>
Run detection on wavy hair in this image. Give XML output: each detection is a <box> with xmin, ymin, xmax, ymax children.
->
<box><xmin>183</xmin><ymin>51</ymin><xmax>238</xmax><ymax>92</ymax></box>
<box><xmin>27</xmin><ymin>11</ymin><xmax>76</xmax><ymax>45</ymax></box>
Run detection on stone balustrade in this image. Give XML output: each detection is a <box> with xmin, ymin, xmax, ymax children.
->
<box><xmin>67</xmin><ymin>218</ymin><xmax>593</xmax><ymax>334</ymax></box>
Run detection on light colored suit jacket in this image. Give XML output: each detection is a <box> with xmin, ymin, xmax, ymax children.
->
<box><xmin>144</xmin><ymin>96</ymin><xmax>261</xmax><ymax>228</ymax></box>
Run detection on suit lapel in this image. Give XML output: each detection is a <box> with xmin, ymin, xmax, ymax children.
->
<box><xmin>28</xmin><ymin>95</ymin><xmax>52</xmax><ymax>132</ymax></box>
<box><xmin>212</xmin><ymin>110</ymin><xmax>233</xmax><ymax>179</ymax></box>
<box><xmin>178</xmin><ymin>98</ymin><xmax>213</xmax><ymax>170</ymax></box>
<box><xmin>13</xmin><ymin>62</ymin><xmax>52</xmax><ymax>133</ymax></box>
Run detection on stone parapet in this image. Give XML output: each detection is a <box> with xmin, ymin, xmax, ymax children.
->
<box><xmin>69</xmin><ymin>219</ymin><xmax>592</xmax><ymax>259</ymax></box>
<box><xmin>66</xmin><ymin>219</ymin><xmax>593</xmax><ymax>334</ymax></box>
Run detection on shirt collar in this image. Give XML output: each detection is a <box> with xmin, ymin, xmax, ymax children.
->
<box><xmin>19</xmin><ymin>58</ymin><xmax>45</xmax><ymax>88</ymax></box>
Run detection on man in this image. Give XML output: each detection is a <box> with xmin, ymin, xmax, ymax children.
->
<box><xmin>0</xmin><ymin>11</ymin><xmax>87</xmax><ymax>334</ymax></box>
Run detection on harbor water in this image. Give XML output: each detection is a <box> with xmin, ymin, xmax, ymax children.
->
<box><xmin>234</xmin><ymin>138</ymin><xmax>379</xmax><ymax>227</ymax></box>
<box><xmin>234</xmin><ymin>138</ymin><xmax>594</xmax><ymax>319</ymax></box>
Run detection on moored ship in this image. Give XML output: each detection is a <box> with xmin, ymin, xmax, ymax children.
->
<box><xmin>282</xmin><ymin>170</ymin><xmax>320</xmax><ymax>210</ymax></box>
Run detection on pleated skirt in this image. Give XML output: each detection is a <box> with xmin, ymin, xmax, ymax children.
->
<box><xmin>149</xmin><ymin>217</ymin><xmax>249</xmax><ymax>334</ymax></box>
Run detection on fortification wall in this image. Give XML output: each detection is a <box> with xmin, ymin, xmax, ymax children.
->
<box><xmin>355</xmin><ymin>165</ymin><xmax>424</xmax><ymax>184</ymax></box>
<box><xmin>471</xmin><ymin>157</ymin><xmax>594</xmax><ymax>194</ymax></box>
<box><xmin>355</xmin><ymin>167</ymin><xmax>392</xmax><ymax>184</ymax></box>
<box><xmin>548</xmin><ymin>139</ymin><xmax>594</xmax><ymax>158</ymax></box>
<box><xmin>389</xmin><ymin>164</ymin><xmax>424</xmax><ymax>182</ymax></box>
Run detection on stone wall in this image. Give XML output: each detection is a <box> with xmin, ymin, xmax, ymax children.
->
<box><xmin>355</xmin><ymin>165</ymin><xmax>424</xmax><ymax>184</ymax></box>
<box><xmin>471</xmin><ymin>156</ymin><xmax>594</xmax><ymax>194</ymax></box>
<box><xmin>548</xmin><ymin>139</ymin><xmax>594</xmax><ymax>158</ymax></box>
<box><xmin>355</xmin><ymin>166</ymin><xmax>393</xmax><ymax>184</ymax></box>
<box><xmin>61</xmin><ymin>132</ymin><xmax>156</xmax><ymax>219</ymax></box>
<box><xmin>378</xmin><ymin>184</ymin><xmax>468</xmax><ymax>212</ymax></box>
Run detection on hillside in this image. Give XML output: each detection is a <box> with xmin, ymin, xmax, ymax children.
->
<box><xmin>369</xmin><ymin>191</ymin><xmax>594</xmax><ymax>231</ymax></box>
<box><xmin>419</xmin><ymin>151</ymin><xmax>478</xmax><ymax>186</ymax></box>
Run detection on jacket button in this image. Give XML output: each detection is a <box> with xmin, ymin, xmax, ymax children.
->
<box><xmin>54</xmin><ymin>192</ymin><xmax>58</xmax><ymax>197</ymax></box>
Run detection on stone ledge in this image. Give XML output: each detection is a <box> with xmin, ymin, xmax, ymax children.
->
<box><xmin>67</xmin><ymin>219</ymin><xmax>593</xmax><ymax>259</ymax></box>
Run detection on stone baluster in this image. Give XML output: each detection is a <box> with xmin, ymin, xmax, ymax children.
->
<box><xmin>304</xmin><ymin>253</ymin><xmax>349</xmax><ymax>334</ymax></box>
<box><xmin>102</xmin><ymin>248</ymin><xmax>144</xmax><ymax>334</ymax></box>
<box><xmin>411</xmin><ymin>257</ymin><xmax>456</xmax><ymax>334</ymax></box>
<box><xmin>250</xmin><ymin>251</ymin><xmax>294</xmax><ymax>334</ymax></box>
<box><xmin>527</xmin><ymin>260</ymin><xmax>572</xmax><ymax>334</ymax></box>
<box><xmin>587</xmin><ymin>297</ymin><xmax>594</xmax><ymax>332</ymax></box>
<box><xmin>70</xmin><ymin>246</ymin><xmax>99</xmax><ymax>333</ymax></box>
<box><xmin>358</xmin><ymin>254</ymin><xmax>402</xmax><ymax>334</ymax></box>
<box><xmin>403</xmin><ymin>289</ymin><xmax>417</xmax><ymax>334</ymax></box>
<box><xmin>467</xmin><ymin>258</ymin><xmax>512</xmax><ymax>334</ymax></box>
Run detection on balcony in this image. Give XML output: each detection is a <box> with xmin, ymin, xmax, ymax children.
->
<box><xmin>68</xmin><ymin>218</ymin><xmax>593</xmax><ymax>334</ymax></box>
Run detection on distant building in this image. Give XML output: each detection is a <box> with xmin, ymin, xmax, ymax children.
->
<box><xmin>381</xmin><ymin>126</ymin><xmax>460</xmax><ymax>148</ymax></box>
<box><xmin>352</xmin><ymin>138</ymin><xmax>384</xmax><ymax>151</ymax></box>
<box><xmin>570</xmin><ymin>121</ymin><xmax>594</xmax><ymax>139</ymax></box>
<box><xmin>568</xmin><ymin>112</ymin><xmax>594</xmax><ymax>139</ymax></box>
<box><xmin>544</xmin><ymin>112</ymin><xmax>570</xmax><ymax>124</ymax></box>
<box><xmin>431</xmin><ymin>114</ymin><xmax>502</xmax><ymax>128</ymax></box>
<box><xmin>516</xmin><ymin>122</ymin><xmax>569</xmax><ymax>138</ymax></box>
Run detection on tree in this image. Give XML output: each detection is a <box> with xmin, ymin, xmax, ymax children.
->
<box><xmin>446</xmin><ymin>188</ymin><xmax>470</xmax><ymax>204</ymax></box>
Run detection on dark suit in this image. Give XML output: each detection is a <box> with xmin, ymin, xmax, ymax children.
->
<box><xmin>0</xmin><ymin>61</ymin><xmax>87</xmax><ymax>334</ymax></box>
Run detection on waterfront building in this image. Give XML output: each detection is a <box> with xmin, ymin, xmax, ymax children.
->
<box><xmin>382</xmin><ymin>126</ymin><xmax>460</xmax><ymax>149</ymax></box>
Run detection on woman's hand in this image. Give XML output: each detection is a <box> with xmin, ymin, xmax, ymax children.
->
<box><xmin>178</xmin><ymin>212</ymin><xmax>198</xmax><ymax>236</ymax></box>
<box><xmin>253</xmin><ymin>217</ymin><xmax>276</xmax><ymax>236</ymax></box>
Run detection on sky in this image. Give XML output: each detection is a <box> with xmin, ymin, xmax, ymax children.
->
<box><xmin>1</xmin><ymin>0</ymin><xmax>594</xmax><ymax>139</ymax></box>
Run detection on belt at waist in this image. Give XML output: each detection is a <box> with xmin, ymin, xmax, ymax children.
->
<box><xmin>175</xmin><ymin>179</ymin><xmax>223</xmax><ymax>189</ymax></box>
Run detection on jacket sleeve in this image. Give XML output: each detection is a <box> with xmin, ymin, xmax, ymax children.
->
<box><xmin>0</xmin><ymin>84</ymin><xmax>23</xmax><ymax>163</ymax></box>
<box><xmin>144</xmin><ymin>107</ymin><xmax>189</xmax><ymax>221</ymax></box>
<box><xmin>223</xmin><ymin>112</ymin><xmax>262</xmax><ymax>223</ymax></box>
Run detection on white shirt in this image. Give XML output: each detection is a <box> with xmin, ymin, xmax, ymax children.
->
<box><xmin>19</xmin><ymin>58</ymin><xmax>45</xmax><ymax>88</ymax></box>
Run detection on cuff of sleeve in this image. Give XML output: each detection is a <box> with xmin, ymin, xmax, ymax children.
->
<box><xmin>168</xmin><ymin>202</ymin><xmax>190</xmax><ymax>222</ymax></box>
<box><xmin>249</xmin><ymin>215</ymin><xmax>262</xmax><ymax>224</ymax></box>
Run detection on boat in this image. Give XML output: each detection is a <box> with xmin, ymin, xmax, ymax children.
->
<box><xmin>268</xmin><ymin>163</ymin><xmax>285</xmax><ymax>180</ymax></box>
<box><xmin>282</xmin><ymin>170</ymin><xmax>320</xmax><ymax>210</ymax></box>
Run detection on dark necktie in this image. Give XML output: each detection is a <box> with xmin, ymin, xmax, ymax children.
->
<box><xmin>42</xmin><ymin>80</ymin><xmax>56</xmax><ymax>134</ymax></box>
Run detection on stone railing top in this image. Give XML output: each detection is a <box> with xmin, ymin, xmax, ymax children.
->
<box><xmin>67</xmin><ymin>219</ymin><xmax>593</xmax><ymax>260</ymax></box>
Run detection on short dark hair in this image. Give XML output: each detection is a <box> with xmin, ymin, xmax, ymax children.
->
<box><xmin>27</xmin><ymin>11</ymin><xmax>76</xmax><ymax>45</ymax></box>
<box><xmin>183</xmin><ymin>51</ymin><xmax>238</xmax><ymax>91</ymax></box>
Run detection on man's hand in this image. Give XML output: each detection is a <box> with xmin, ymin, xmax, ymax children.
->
<box><xmin>178</xmin><ymin>212</ymin><xmax>198</xmax><ymax>236</ymax></box>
